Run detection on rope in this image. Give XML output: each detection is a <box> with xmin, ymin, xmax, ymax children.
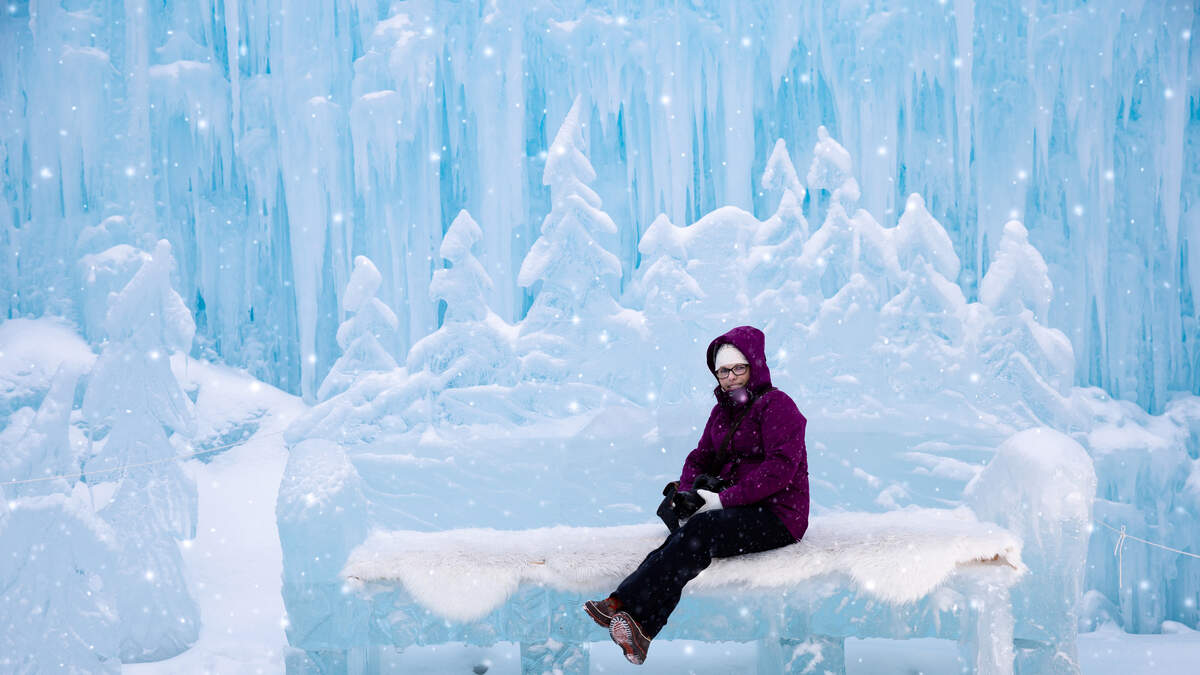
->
<box><xmin>1095</xmin><ymin>519</ymin><xmax>1200</xmax><ymax>596</ymax></box>
<box><xmin>0</xmin><ymin>428</ymin><xmax>286</xmax><ymax>488</ymax></box>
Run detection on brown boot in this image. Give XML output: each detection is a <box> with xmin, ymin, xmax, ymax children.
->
<box><xmin>583</xmin><ymin>595</ymin><xmax>621</xmax><ymax>628</ymax></box>
<box><xmin>608</xmin><ymin>610</ymin><xmax>651</xmax><ymax>665</ymax></box>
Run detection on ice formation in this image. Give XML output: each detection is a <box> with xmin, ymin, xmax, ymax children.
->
<box><xmin>81</xmin><ymin>240</ymin><xmax>201</xmax><ymax>661</ymax></box>
<box><xmin>965</xmin><ymin>427</ymin><xmax>1097</xmax><ymax>673</ymax></box>
<box><xmin>317</xmin><ymin>256</ymin><xmax>400</xmax><ymax>402</ymax></box>
<box><xmin>408</xmin><ymin>210</ymin><xmax>518</xmax><ymax>395</ymax></box>
<box><xmin>2</xmin><ymin>1</ymin><xmax>1193</xmax><ymax>412</ymax></box>
<box><xmin>0</xmin><ymin>494</ymin><xmax>122</xmax><ymax>673</ymax></box>
<box><xmin>273</xmin><ymin>101</ymin><xmax>1200</xmax><ymax>643</ymax></box>
<box><xmin>1</xmin><ymin>0</ymin><xmax>1199</xmax><ymax>669</ymax></box>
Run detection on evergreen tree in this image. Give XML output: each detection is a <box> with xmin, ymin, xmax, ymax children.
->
<box><xmin>516</xmin><ymin>96</ymin><xmax>644</xmax><ymax>397</ymax></box>
<box><xmin>408</xmin><ymin>210</ymin><xmax>517</xmax><ymax>391</ymax></box>
<box><xmin>0</xmin><ymin>491</ymin><xmax>121</xmax><ymax>672</ymax></box>
<box><xmin>748</xmin><ymin>139</ymin><xmax>812</xmax><ymax>312</ymax></box>
<box><xmin>517</xmin><ymin>96</ymin><xmax>624</xmax><ymax>337</ymax></box>
<box><xmin>318</xmin><ymin>256</ymin><xmax>400</xmax><ymax>402</ymax></box>
<box><xmin>892</xmin><ymin>193</ymin><xmax>959</xmax><ymax>283</ymax></box>
<box><xmin>806</xmin><ymin>125</ymin><xmax>862</xmax><ymax>213</ymax></box>
<box><xmin>81</xmin><ymin>239</ymin><xmax>200</xmax><ymax>661</ymax></box>
<box><xmin>975</xmin><ymin>221</ymin><xmax>1074</xmax><ymax>425</ymax></box>
<box><xmin>758</xmin><ymin>138</ymin><xmax>809</xmax><ymax>245</ymax></box>
<box><xmin>635</xmin><ymin>214</ymin><xmax>705</xmax><ymax>407</ymax></box>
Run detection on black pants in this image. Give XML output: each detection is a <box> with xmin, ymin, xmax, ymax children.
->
<box><xmin>612</xmin><ymin>505</ymin><xmax>796</xmax><ymax>638</ymax></box>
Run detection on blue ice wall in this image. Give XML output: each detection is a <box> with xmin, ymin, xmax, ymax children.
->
<box><xmin>1</xmin><ymin>0</ymin><xmax>1196</xmax><ymax>409</ymax></box>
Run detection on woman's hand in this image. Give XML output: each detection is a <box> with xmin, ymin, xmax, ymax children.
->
<box><xmin>694</xmin><ymin>489</ymin><xmax>723</xmax><ymax>514</ymax></box>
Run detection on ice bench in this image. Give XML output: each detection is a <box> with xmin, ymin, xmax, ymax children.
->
<box><xmin>279</xmin><ymin>428</ymin><xmax>1095</xmax><ymax>675</ymax></box>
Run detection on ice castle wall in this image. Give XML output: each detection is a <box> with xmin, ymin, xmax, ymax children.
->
<box><xmin>0</xmin><ymin>0</ymin><xmax>1196</xmax><ymax>410</ymax></box>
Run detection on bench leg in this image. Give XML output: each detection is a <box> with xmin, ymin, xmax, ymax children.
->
<box><xmin>758</xmin><ymin>635</ymin><xmax>846</xmax><ymax>674</ymax></box>
<box><xmin>958</xmin><ymin>578</ymin><xmax>1015</xmax><ymax>675</ymax></box>
<box><xmin>520</xmin><ymin>639</ymin><xmax>588</xmax><ymax>675</ymax></box>
<box><xmin>348</xmin><ymin>645</ymin><xmax>381</xmax><ymax>675</ymax></box>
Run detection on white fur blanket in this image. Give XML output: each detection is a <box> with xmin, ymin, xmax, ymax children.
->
<box><xmin>342</xmin><ymin>507</ymin><xmax>1024</xmax><ymax>623</ymax></box>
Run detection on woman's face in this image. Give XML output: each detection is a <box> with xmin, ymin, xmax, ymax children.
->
<box><xmin>717</xmin><ymin>363</ymin><xmax>751</xmax><ymax>391</ymax></box>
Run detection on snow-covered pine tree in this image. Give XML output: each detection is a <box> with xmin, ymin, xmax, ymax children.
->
<box><xmin>806</xmin><ymin>125</ymin><xmax>861</xmax><ymax>215</ymax></box>
<box><xmin>747</xmin><ymin>139</ymin><xmax>814</xmax><ymax>335</ymax></box>
<box><xmin>0</xmin><ymin>490</ymin><xmax>121</xmax><ymax>672</ymax></box>
<box><xmin>635</xmin><ymin>214</ymin><xmax>705</xmax><ymax>408</ymax></box>
<box><xmin>758</xmin><ymin>138</ymin><xmax>809</xmax><ymax>246</ymax></box>
<box><xmin>81</xmin><ymin>239</ymin><xmax>200</xmax><ymax>661</ymax></box>
<box><xmin>796</xmin><ymin>129</ymin><xmax>901</xmax><ymax>300</ymax></box>
<box><xmin>1</xmin><ymin>365</ymin><xmax>79</xmax><ymax>498</ymax></box>
<box><xmin>0</xmin><ymin>363</ymin><xmax>122</xmax><ymax>671</ymax></box>
<box><xmin>408</xmin><ymin>209</ymin><xmax>516</xmax><ymax>392</ymax></box>
<box><xmin>975</xmin><ymin>221</ymin><xmax>1075</xmax><ymax>426</ymax></box>
<box><xmin>317</xmin><ymin>256</ymin><xmax>400</xmax><ymax>402</ymax></box>
<box><xmin>881</xmin><ymin>193</ymin><xmax>966</xmax><ymax>345</ymax></box>
<box><xmin>517</xmin><ymin>96</ymin><xmax>644</xmax><ymax>397</ymax></box>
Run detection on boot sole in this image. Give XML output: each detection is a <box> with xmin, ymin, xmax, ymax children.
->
<box><xmin>609</xmin><ymin>613</ymin><xmax>647</xmax><ymax>665</ymax></box>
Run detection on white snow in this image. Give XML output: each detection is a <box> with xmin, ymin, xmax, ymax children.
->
<box><xmin>0</xmin><ymin>318</ymin><xmax>95</xmax><ymax>417</ymax></box>
<box><xmin>343</xmin><ymin>508</ymin><xmax>1023</xmax><ymax>623</ymax></box>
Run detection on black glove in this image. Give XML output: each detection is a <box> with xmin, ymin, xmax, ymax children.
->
<box><xmin>672</xmin><ymin>489</ymin><xmax>706</xmax><ymax>519</ymax></box>
<box><xmin>659</xmin><ymin>474</ymin><xmax>732</xmax><ymax>531</ymax></box>
<box><xmin>671</xmin><ymin>474</ymin><xmax>730</xmax><ymax>520</ymax></box>
<box><xmin>657</xmin><ymin>481</ymin><xmax>683</xmax><ymax>532</ymax></box>
<box><xmin>692</xmin><ymin>473</ymin><xmax>732</xmax><ymax>493</ymax></box>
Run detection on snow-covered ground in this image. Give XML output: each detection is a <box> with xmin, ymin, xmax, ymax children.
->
<box><xmin>122</xmin><ymin>433</ymin><xmax>290</xmax><ymax>675</ymax></box>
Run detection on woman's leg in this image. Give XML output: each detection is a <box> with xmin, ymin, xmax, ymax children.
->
<box><xmin>612</xmin><ymin>505</ymin><xmax>794</xmax><ymax>638</ymax></box>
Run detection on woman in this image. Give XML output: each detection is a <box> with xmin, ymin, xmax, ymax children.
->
<box><xmin>584</xmin><ymin>325</ymin><xmax>809</xmax><ymax>665</ymax></box>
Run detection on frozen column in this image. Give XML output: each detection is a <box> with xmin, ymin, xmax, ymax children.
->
<box><xmin>964</xmin><ymin>428</ymin><xmax>1097</xmax><ymax>675</ymax></box>
<box><xmin>277</xmin><ymin>439</ymin><xmax>372</xmax><ymax>670</ymax></box>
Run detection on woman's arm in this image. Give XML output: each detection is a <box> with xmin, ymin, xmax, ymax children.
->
<box><xmin>678</xmin><ymin>408</ymin><xmax>720</xmax><ymax>491</ymax></box>
<box><xmin>715</xmin><ymin>393</ymin><xmax>806</xmax><ymax>508</ymax></box>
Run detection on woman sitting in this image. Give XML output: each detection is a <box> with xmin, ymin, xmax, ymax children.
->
<box><xmin>584</xmin><ymin>325</ymin><xmax>810</xmax><ymax>665</ymax></box>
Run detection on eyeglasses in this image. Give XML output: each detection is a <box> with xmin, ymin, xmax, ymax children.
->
<box><xmin>715</xmin><ymin>364</ymin><xmax>749</xmax><ymax>379</ymax></box>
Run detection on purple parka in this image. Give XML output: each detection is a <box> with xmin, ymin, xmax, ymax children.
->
<box><xmin>678</xmin><ymin>325</ymin><xmax>809</xmax><ymax>540</ymax></box>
